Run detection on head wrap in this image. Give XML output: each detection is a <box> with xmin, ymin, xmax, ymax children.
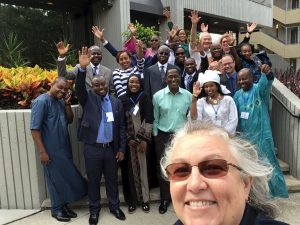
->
<box><xmin>198</xmin><ymin>70</ymin><xmax>231</xmax><ymax>95</ymax></box>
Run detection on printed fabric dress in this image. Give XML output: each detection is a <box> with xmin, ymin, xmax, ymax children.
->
<box><xmin>30</xmin><ymin>94</ymin><xmax>87</xmax><ymax>213</ymax></box>
<box><xmin>233</xmin><ymin>73</ymin><xmax>288</xmax><ymax>198</ymax></box>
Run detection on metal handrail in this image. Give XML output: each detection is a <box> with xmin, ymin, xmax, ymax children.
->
<box><xmin>271</xmin><ymin>92</ymin><xmax>300</xmax><ymax>118</ymax></box>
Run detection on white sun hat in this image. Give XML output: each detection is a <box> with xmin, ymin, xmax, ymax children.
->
<box><xmin>198</xmin><ymin>70</ymin><xmax>231</xmax><ymax>94</ymax></box>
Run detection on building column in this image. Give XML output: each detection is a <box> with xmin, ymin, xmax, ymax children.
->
<box><xmin>93</xmin><ymin>0</ymin><xmax>130</xmax><ymax>70</ymax></box>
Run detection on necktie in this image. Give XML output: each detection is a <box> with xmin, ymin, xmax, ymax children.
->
<box><xmin>160</xmin><ymin>65</ymin><xmax>165</xmax><ymax>83</ymax></box>
<box><xmin>93</xmin><ymin>66</ymin><xmax>97</xmax><ymax>76</ymax></box>
<box><xmin>187</xmin><ymin>75</ymin><xmax>193</xmax><ymax>91</ymax></box>
<box><xmin>102</xmin><ymin>98</ymin><xmax>112</xmax><ymax>140</ymax></box>
<box><xmin>229</xmin><ymin>77</ymin><xmax>235</xmax><ymax>94</ymax></box>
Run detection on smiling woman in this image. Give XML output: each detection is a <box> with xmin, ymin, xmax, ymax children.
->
<box><xmin>160</xmin><ymin>121</ymin><xmax>288</xmax><ymax>225</ymax></box>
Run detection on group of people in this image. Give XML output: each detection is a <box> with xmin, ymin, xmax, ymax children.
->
<box><xmin>30</xmin><ymin>9</ymin><xmax>289</xmax><ymax>225</ymax></box>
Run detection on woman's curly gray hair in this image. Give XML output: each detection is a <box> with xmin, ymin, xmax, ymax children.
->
<box><xmin>160</xmin><ymin>120</ymin><xmax>279</xmax><ymax>218</ymax></box>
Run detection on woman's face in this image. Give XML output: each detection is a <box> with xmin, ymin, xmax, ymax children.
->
<box><xmin>128</xmin><ymin>76</ymin><xmax>140</xmax><ymax>93</ymax></box>
<box><xmin>204</xmin><ymin>81</ymin><xmax>218</xmax><ymax>98</ymax></box>
<box><xmin>150</xmin><ymin>35</ymin><xmax>160</xmax><ymax>49</ymax></box>
<box><xmin>118</xmin><ymin>52</ymin><xmax>131</xmax><ymax>70</ymax></box>
<box><xmin>178</xmin><ymin>30</ymin><xmax>187</xmax><ymax>43</ymax></box>
<box><xmin>169</xmin><ymin>133</ymin><xmax>252</xmax><ymax>225</ymax></box>
<box><xmin>241</xmin><ymin>45</ymin><xmax>252</xmax><ymax>60</ymax></box>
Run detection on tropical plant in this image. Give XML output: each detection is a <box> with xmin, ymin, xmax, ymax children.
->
<box><xmin>0</xmin><ymin>32</ymin><xmax>30</xmax><ymax>68</ymax></box>
<box><xmin>0</xmin><ymin>4</ymin><xmax>68</xmax><ymax>68</ymax></box>
<box><xmin>275</xmin><ymin>68</ymin><xmax>300</xmax><ymax>98</ymax></box>
<box><xmin>122</xmin><ymin>20</ymin><xmax>160</xmax><ymax>46</ymax></box>
<box><xmin>0</xmin><ymin>65</ymin><xmax>75</xmax><ymax>109</ymax></box>
<box><xmin>46</xmin><ymin>39</ymin><xmax>78</xmax><ymax>69</ymax></box>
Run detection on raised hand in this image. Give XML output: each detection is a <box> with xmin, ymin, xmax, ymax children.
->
<box><xmin>128</xmin><ymin>23</ymin><xmax>137</xmax><ymax>36</ymax></box>
<box><xmin>56</xmin><ymin>41</ymin><xmax>69</xmax><ymax>57</ymax></box>
<box><xmin>92</xmin><ymin>26</ymin><xmax>105</xmax><ymax>42</ymax></box>
<box><xmin>163</xmin><ymin>8</ymin><xmax>171</xmax><ymax>20</ymax></box>
<box><xmin>226</xmin><ymin>31</ymin><xmax>236</xmax><ymax>46</ymax></box>
<box><xmin>200</xmin><ymin>23</ymin><xmax>208</xmax><ymax>32</ymax></box>
<box><xmin>193</xmin><ymin>81</ymin><xmax>202</xmax><ymax>97</ymax></box>
<box><xmin>189</xmin><ymin>10</ymin><xmax>201</xmax><ymax>24</ymax></box>
<box><xmin>168</xmin><ymin>24</ymin><xmax>179</xmax><ymax>39</ymax></box>
<box><xmin>247</xmin><ymin>22</ymin><xmax>257</xmax><ymax>33</ymax></box>
<box><xmin>261</xmin><ymin>64</ymin><xmax>271</xmax><ymax>75</ymax></box>
<box><xmin>136</xmin><ymin>39</ymin><xmax>143</xmax><ymax>49</ymax></box>
<box><xmin>78</xmin><ymin>46</ymin><xmax>91</xmax><ymax>69</ymax></box>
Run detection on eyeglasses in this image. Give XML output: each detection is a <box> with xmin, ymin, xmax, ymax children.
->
<box><xmin>165</xmin><ymin>159</ymin><xmax>243</xmax><ymax>181</ymax></box>
<box><xmin>151</xmin><ymin>39</ymin><xmax>159</xmax><ymax>42</ymax></box>
<box><xmin>222</xmin><ymin>62</ymin><xmax>234</xmax><ymax>66</ymax></box>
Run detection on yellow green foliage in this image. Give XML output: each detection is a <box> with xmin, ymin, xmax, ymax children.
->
<box><xmin>0</xmin><ymin>65</ymin><xmax>73</xmax><ymax>108</ymax></box>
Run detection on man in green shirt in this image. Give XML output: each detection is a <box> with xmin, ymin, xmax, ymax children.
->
<box><xmin>152</xmin><ymin>68</ymin><xmax>192</xmax><ymax>214</ymax></box>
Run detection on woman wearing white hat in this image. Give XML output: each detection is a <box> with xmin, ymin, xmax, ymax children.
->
<box><xmin>189</xmin><ymin>70</ymin><xmax>238</xmax><ymax>135</ymax></box>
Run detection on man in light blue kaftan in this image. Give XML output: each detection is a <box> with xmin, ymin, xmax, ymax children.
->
<box><xmin>30</xmin><ymin>77</ymin><xmax>87</xmax><ymax>222</ymax></box>
<box><xmin>233</xmin><ymin>67</ymin><xmax>288</xmax><ymax>198</ymax></box>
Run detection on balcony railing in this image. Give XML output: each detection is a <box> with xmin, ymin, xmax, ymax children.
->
<box><xmin>274</xmin><ymin>0</ymin><xmax>300</xmax><ymax>10</ymax></box>
<box><xmin>262</xmin><ymin>26</ymin><xmax>300</xmax><ymax>45</ymax></box>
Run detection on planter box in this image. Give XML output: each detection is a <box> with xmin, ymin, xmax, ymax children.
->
<box><xmin>271</xmin><ymin>78</ymin><xmax>300</xmax><ymax>179</ymax></box>
<box><xmin>0</xmin><ymin>105</ymin><xmax>84</xmax><ymax>209</ymax></box>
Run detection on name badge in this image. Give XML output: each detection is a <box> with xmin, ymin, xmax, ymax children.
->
<box><xmin>240</xmin><ymin>112</ymin><xmax>249</xmax><ymax>120</ymax></box>
<box><xmin>106</xmin><ymin>112</ymin><xmax>114</xmax><ymax>122</ymax></box>
<box><xmin>132</xmin><ymin>105</ymin><xmax>139</xmax><ymax>115</ymax></box>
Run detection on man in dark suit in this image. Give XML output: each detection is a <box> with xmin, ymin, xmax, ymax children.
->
<box><xmin>56</xmin><ymin>42</ymin><xmax>114</xmax><ymax>95</ymax></box>
<box><xmin>144</xmin><ymin>45</ymin><xmax>180</xmax><ymax>99</ymax></box>
<box><xmin>220</xmin><ymin>54</ymin><xmax>239</xmax><ymax>97</ymax></box>
<box><xmin>75</xmin><ymin>47</ymin><xmax>126</xmax><ymax>225</ymax></box>
<box><xmin>181</xmin><ymin>58</ymin><xmax>199</xmax><ymax>93</ymax></box>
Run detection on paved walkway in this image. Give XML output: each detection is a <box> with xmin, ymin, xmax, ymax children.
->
<box><xmin>1</xmin><ymin>193</ymin><xmax>300</xmax><ymax>225</ymax></box>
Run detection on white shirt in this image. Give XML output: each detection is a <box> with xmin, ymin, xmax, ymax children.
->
<box><xmin>191</xmin><ymin>95</ymin><xmax>238</xmax><ymax>135</ymax></box>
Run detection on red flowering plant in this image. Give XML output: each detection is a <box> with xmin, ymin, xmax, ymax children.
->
<box><xmin>275</xmin><ymin>69</ymin><xmax>300</xmax><ymax>98</ymax></box>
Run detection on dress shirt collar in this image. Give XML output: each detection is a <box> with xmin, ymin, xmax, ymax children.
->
<box><xmin>90</xmin><ymin>63</ymin><xmax>100</xmax><ymax>69</ymax></box>
<box><xmin>157</xmin><ymin>62</ymin><xmax>168</xmax><ymax>69</ymax></box>
<box><xmin>164</xmin><ymin>86</ymin><xmax>183</xmax><ymax>95</ymax></box>
<box><xmin>101</xmin><ymin>94</ymin><xmax>109</xmax><ymax>101</ymax></box>
<box><xmin>226</xmin><ymin>71</ymin><xmax>237</xmax><ymax>80</ymax></box>
<box><xmin>185</xmin><ymin>71</ymin><xmax>196</xmax><ymax>77</ymax></box>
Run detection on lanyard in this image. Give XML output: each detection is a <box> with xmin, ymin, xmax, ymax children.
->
<box><xmin>242</xmin><ymin>87</ymin><xmax>253</xmax><ymax>110</ymax></box>
<box><xmin>129</xmin><ymin>92</ymin><xmax>143</xmax><ymax>106</ymax></box>
<box><xmin>211</xmin><ymin>103</ymin><xmax>220</xmax><ymax>120</ymax></box>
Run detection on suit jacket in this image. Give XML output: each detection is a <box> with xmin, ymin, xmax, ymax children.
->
<box><xmin>220</xmin><ymin>72</ymin><xmax>239</xmax><ymax>97</ymax></box>
<box><xmin>57</xmin><ymin>57</ymin><xmax>115</xmax><ymax>95</ymax></box>
<box><xmin>75</xmin><ymin>70</ymin><xmax>126</xmax><ymax>154</ymax></box>
<box><xmin>143</xmin><ymin>63</ymin><xmax>180</xmax><ymax>98</ymax></box>
<box><xmin>181</xmin><ymin>71</ymin><xmax>199</xmax><ymax>93</ymax></box>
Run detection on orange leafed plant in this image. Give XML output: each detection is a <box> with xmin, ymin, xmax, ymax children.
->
<box><xmin>0</xmin><ymin>65</ymin><xmax>74</xmax><ymax>109</ymax></box>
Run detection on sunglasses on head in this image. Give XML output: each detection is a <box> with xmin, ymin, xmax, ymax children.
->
<box><xmin>165</xmin><ymin>159</ymin><xmax>243</xmax><ymax>181</ymax></box>
<box><xmin>91</xmin><ymin>52</ymin><xmax>102</xmax><ymax>56</ymax></box>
